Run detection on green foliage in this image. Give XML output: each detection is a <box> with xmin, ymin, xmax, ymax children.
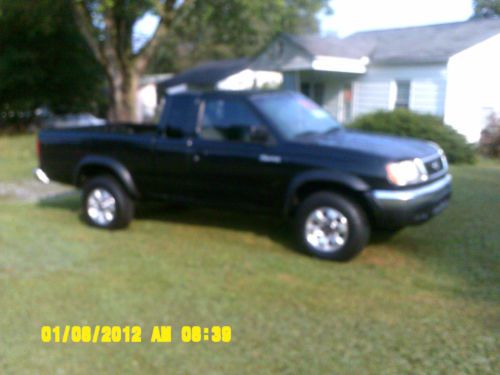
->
<box><xmin>79</xmin><ymin>0</ymin><xmax>161</xmax><ymax>52</ymax></box>
<box><xmin>479</xmin><ymin>113</ymin><xmax>500</xmax><ymax>158</ymax></box>
<box><xmin>0</xmin><ymin>0</ymin><xmax>330</xmax><ymax>124</ymax></box>
<box><xmin>348</xmin><ymin>109</ymin><xmax>476</xmax><ymax>164</ymax></box>
<box><xmin>0</xmin><ymin>0</ymin><xmax>106</xmax><ymax>127</ymax></box>
<box><xmin>148</xmin><ymin>0</ymin><xmax>332</xmax><ymax>73</ymax></box>
<box><xmin>473</xmin><ymin>0</ymin><xmax>500</xmax><ymax>17</ymax></box>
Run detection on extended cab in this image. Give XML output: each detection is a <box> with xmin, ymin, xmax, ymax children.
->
<box><xmin>35</xmin><ymin>91</ymin><xmax>452</xmax><ymax>260</ymax></box>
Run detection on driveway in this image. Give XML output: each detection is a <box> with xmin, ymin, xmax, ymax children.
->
<box><xmin>0</xmin><ymin>179</ymin><xmax>73</xmax><ymax>202</ymax></box>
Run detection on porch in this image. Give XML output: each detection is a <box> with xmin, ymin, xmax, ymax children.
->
<box><xmin>282</xmin><ymin>70</ymin><xmax>360</xmax><ymax>124</ymax></box>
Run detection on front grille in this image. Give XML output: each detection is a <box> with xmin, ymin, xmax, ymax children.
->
<box><xmin>424</xmin><ymin>155</ymin><xmax>446</xmax><ymax>176</ymax></box>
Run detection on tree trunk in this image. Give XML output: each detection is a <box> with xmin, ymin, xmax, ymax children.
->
<box><xmin>106</xmin><ymin>66</ymin><xmax>139</xmax><ymax>123</ymax></box>
<box><xmin>71</xmin><ymin>1</ymin><xmax>178</xmax><ymax>123</ymax></box>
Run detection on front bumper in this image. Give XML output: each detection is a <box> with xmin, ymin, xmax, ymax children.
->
<box><xmin>369</xmin><ymin>174</ymin><xmax>452</xmax><ymax>227</ymax></box>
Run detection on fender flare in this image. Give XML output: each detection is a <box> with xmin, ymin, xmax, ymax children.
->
<box><xmin>74</xmin><ymin>155</ymin><xmax>140</xmax><ymax>198</ymax></box>
<box><xmin>283</xmin><ymin>169</ymin><xmax>370</xmax><ymax>215</ymax></box>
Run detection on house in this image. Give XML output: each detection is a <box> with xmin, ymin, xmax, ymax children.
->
<box><xmin>137</xmin><ymin>74</ymin><xmax>172</xmax><ymax>122</ymax></box>
<box><xmin>160</xmin><ymin>58</ymin><xmax>283</xmax><ymax>93</ymax></box>
<box><xmin>251</xmin><ymin>18</ymin><xmax>500</xmax><ymax>142</ymax></box>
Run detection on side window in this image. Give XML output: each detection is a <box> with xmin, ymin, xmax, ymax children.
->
<box><xmin>161</xmin><ymin>95</ymin><xmax>198</xmax><ymax>138</ymax></box>
<box><xmin>200</xmin><ymin>98</ymin><xmax>261</xmax><ymax>142</ymax></box>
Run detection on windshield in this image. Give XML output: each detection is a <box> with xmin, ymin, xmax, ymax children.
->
<box><xmin>251</xmin><ymin>92</ymin><xmax>340</xmax><ymax>140</ymax></box>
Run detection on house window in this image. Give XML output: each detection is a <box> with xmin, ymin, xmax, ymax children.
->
<box><xmin>395</xmin><ymin>81</ymin><xmax>411</xmax><ymax>109</ymax></box>
<box><xmin>300</xmin><ymin>82</ymin><xmax>325</xmax><ymax>106</ymax></box>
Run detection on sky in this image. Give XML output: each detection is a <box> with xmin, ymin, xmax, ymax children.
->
<box><xmin>321</xmin><ymin>0</ymin><xmax>475</xmax><ymax>36</ymax></box>
<box><xmin>135</xmin><ymin>0</ymin><xmax>475</xmax><ymax>47</ymax></box>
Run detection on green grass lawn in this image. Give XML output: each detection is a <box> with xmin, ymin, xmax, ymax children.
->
<box><xmin>1</xmin><ymin>135</ymin><xmax>499</xmax><ymax>374</ymax></box>
<box><xmin>0</xmin><ymin>134</ymin><xmax>36</xmax><ymax>182</ymax></box>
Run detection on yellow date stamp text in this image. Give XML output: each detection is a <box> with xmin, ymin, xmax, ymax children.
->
<box><xmin>40</xmin><ymin>325</ymin><xmax>232</xmax><ymax>344</ymax></box>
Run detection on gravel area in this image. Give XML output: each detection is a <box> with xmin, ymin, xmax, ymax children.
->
<box><xmin>0</xmin><ymin>179</ymin><xmax>75</xmax><ymax>202</ymax></box>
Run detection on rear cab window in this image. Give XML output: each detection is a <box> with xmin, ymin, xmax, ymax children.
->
<box><xmin>161</xmin><ymin>94</ymin><xmax>200</xmax><ymax>138</ymax></box>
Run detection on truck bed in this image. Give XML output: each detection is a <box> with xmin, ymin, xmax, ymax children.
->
<box><xmin>38</xmin><ymin>123</ymin><xmax>159</xmax><ymax>185</ymax></box>
<box><xmin>42</xmin><ymin>123</ymin><xmax>158</xmax><ymax>135</ymax></box>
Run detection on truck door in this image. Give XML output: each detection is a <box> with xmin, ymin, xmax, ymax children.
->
<box><xmin>190</xmin><ymin>95</ymin><xmax>285</xmax><ymax>211</ymax></box>
<box><xmin>152</xmin><ymin>94</ymin><xmax>198</xmax><ymax>199</ymax></box>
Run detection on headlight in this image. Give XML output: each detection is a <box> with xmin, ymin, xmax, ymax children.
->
<box><xmin>386</xmin><ymin>159</ymin><xmax>428</xmax><ymax>186</ymax></box>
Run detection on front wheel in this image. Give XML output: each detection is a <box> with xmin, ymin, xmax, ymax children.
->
<box><xmin>82</xmin><ymin>175</ymin><xmax>134</xmax><ymax>229</ymax></box>
<box><xmin>294</xmin><ymin>192</ymin><xmax>370</xmax><ymax>261</ymax></box>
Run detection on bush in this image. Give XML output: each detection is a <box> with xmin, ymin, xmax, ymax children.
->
<box><xmin>479</xmin><ymin>113</ymin><xmax>500</xmax><ymax>159</ymax></box>
<box><xmin>0</xmin><ymin>116</ymin><xmax>38</xmax><ymax>135</ymax></box>
<box><xmin>348</xmin><ymin>109</ymin><xmax>475</xmax><ymax>164</ymax></box>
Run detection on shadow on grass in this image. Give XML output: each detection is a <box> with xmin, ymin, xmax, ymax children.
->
<box><xmin>37</xmin><ymin>192</ymin><xmax>302</xmax><ymax>257</ymax></box>
<box><xmin>37</xmin><ymin>191</ymin><xmax>80</xmax><ymax>211</ymax></box>
<box><xmin>38</xmin><ymin>192</ymin><xmax>398</xmax><ymax>248</ymax></box>
<box><xmin>137</xmin><ymin>202</ymin><xmax>302</xmax><ymax>255</ymax></box>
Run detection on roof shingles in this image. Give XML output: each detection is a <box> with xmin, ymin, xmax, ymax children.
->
<box><xmin>162</xmin><ymin>19</ymin><xmax>500</xmax><ymax>87</ymax></box>
<box><xmin>287</xmin><ymin>18</ymin><xmax>500</xmax><ymax>64</ymax></box>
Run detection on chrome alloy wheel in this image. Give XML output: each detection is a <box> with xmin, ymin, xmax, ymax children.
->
<box><xmin>305</xmin><ymin>207</ymin><xmax>349</xmax><ymax>253</ymax></box>
<box><xmin>86</xmin><ymin>188</ymin><xmax>117</xmax><ymax>226</ymax></box>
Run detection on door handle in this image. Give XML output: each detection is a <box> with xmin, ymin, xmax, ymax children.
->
<box><xmin>259</xmin><ymin>154</ymin><xmax>282</xmax><ymax>164</ymax></box>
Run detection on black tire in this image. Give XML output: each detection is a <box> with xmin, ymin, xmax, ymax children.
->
<box><xmin>82</xmin><ymin>175</ymin><xmax>134</xmax><ymax>229</ymax></box>
<box><xmin>294</xmin><ymin>191</ymin><xmax>370</xmax><ymax>261</ymax></box>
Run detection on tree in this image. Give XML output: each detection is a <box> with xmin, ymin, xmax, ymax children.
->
<box><xmin>473</xmin><ymin>0</ymin><xmax>500</xmax><ymax>17</ymax></box>
<box><xmin>72</xmin><ymin>1</ymin><xmax>331</xmax><ymax>121</ymax></box>
<box><xmin>148</xmin><ymin>0</ymin><xmax>332</xmax><ymax>73</ymax></box>
<box><xmin>72</xmin><ymin>0</ymin><xmax>197</xmax><ymax>121</ymax></box>
<box><xmin>0</xmin><ymin>0</ymin><xmax>105</xmax><ymax>124</ymax></box>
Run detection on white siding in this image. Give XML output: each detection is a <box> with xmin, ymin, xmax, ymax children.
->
<box><xmin>352</xmin><ymin>81</ymin><xmax>392</xmax><ymax>116</ymax></box>
<box><xmin>444</xmin><ymin>34</ymin><xmax>500</xmax><ymax>143</ymax></box>
<box><xmin>410</xmin><ymin>80</ymin><xmax>446</xmax><ymax>115</ymax></box>
<box><xmin>352</xmin><ymin>64</ymin><xmax>448</xmax><ymax>118</ymax></box>
<box><xmin>137</xmin><ymin>84</ymin><xmax>158</xmax><ymax>122</ymax></box>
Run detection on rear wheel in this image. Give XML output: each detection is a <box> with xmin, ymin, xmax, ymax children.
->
<box><xmin>294</xmin><ymin>192</ymin><xmax>370</xmax><ymax>261</ymax></box>
<box><xmin>82</xmin><ymin>175</ymin><xmax>134</xmax><ymax>229</ymax></box>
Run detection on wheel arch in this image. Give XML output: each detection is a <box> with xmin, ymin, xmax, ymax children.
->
<box><xmin>74</xmin><ymin>156</ymin><xmax>140</xmax><ymax>198</ymax></box>
<box><xmin>284</xmin><ymin>170</ymin><xmax>375</xmax><ymax>224</ymax></box>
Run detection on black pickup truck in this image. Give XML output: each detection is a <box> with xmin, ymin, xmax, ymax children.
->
<box><xmin>35</xmin><ymin>90</ymin><xmax>452</xmax><ymax>261</ymax></box>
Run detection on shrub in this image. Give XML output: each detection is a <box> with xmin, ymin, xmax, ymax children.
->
<box><xmin>348</xmin><ymin>109</ymin><xmax>475</xmax><ymax>164</ymax></box>
<box><xmin>0</xmin><ymin>120</ymin><xmax>34</xmax><ymax>135</ymax></box>
<box><xmin>479</xmin><ymin>113</ymin><xmax>500</xmax><ymax>159</ymax></box>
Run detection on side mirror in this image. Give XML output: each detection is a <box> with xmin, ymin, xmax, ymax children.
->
<box><xmin>250</xmin><ymin>126</ymin><xmax>270</xmax><ymax>144</ymax></box>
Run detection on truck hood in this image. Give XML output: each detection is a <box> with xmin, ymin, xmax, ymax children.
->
<box><xmin>305</xmin><ymin>129</ymin><xmax>438</xmax><ymax>160</ymax></box>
